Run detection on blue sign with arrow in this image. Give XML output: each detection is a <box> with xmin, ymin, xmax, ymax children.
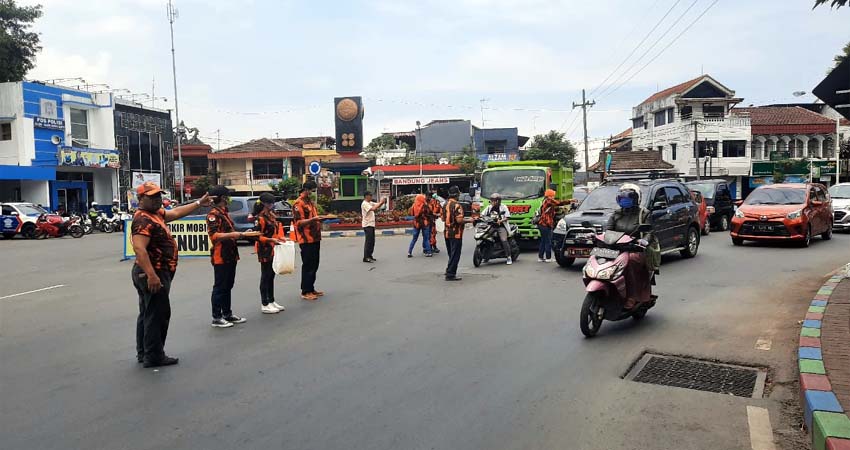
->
<box><xmin>309</xmin><ymin>161</ymin><xmax>322</xmax><ymax>176</ymax></box>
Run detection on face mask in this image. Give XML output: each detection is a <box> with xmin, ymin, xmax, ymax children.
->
<box><xmin>617</xmin><ymin>197</ymin><xmax>634</xmax><ymax>209</ymax></box>
<box><xmin>310</xmin><ymin>192</ymin><xmax>318</xmax><ymax>203</ymax></box>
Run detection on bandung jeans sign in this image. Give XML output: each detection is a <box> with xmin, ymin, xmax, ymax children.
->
<box><xmin>391</xmin><ymin>177</ymin><xmax>450</xmax><ymax>185</ymax></box>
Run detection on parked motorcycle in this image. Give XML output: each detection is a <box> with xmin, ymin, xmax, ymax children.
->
<box><xmin>96</xmin><ymin>212</ymin><xmax>115</xmax><ymax>233</ymax></box>
<box><xmin>580</xmin><ymin>223</ymin><xmax>656</xmax><ymax>337</ymax></box>
<box><xmin>112</xmin><ymin>211</ymin><xmax>132</xmax><ymax>232</ymax></box>
<box><xmin>72</xmin><ymin>213</ymin><xmax>94</xmax><ymax>234</ymax></box>
<box><xmin>35</xmin><ymin>214</ymin><xmax>84</xmax><ymax>239</ymax></box>
<box><xmin>472</xmin><ymin>215</ymin><xmax>520</xmax><ymax>267</ymax></box>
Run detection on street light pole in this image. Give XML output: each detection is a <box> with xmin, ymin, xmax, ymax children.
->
<box><xmin>168</xmin><ymin>0</ymin><xmax>184</xmax><ymax>203</ymax></box>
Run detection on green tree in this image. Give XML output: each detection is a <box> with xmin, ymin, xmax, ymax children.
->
<box><xmin>0</xmin><ymin>1</ymin><xmax>43</xmax><ymax>82</ymax></box>
<box><xmin>190</xmin><ymin>174</ymin><xmax>215</xmax><ymax>199</ymax></box>
<box><xmin>269</xmin><ymin>177</ymin><xmax>302</xmax><ymax>200</ymax></box>
<box><xmin>813</xmin><ymin>0</ymin><xmax>847</xmax><ymax>8</ymax></box>
<box><xmin>450</xmin><ymin>145</ymin><xmax>480</xmax><ymax>176</ymax></box>
<box><xmin>366</xmin><ymin>134</ymin><xmax>406</xmax><ymax>151</ymax></box>
<box><xmin>521</xmin><ymin>130</ymin><xmax>581</xmax><ymax>171</ymax></box>
<box><xmin>831</xmin><ymin>41</ymin><xmax>850</xmax><ymax>70</ymax></box>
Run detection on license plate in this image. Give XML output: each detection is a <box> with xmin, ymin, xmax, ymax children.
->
<box><xmin>590</xmin><ymin>247</ymin><xmax>620</xmax><ymax>259</ymax></box>
<box><xmin>567</xmin><ymin>247</ymin><xmax>591</xmax><ymax>257</ymax></box>
<box><xmin>754</xmin><ymin>224</ymin><xmax>774</xmax><ymax>232</ymax></box>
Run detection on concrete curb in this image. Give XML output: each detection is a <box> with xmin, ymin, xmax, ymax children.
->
<box><xmin>799</xmin><ymin>263</ymin><xmax>850</xmax><ymax>450</ymax></box>
<box><xmin>321</xmin><ymin>228</ymin><xmax>413</xmax><ymax>238</ymax></box>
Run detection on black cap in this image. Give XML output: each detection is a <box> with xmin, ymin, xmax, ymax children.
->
<box><xmin>363</xmin><ymin>191</ymin><xmax>372</xmax><ymax>197</ymax></box>
<box><xmin>302</xmin><ymin>180</ymin><xmax>317</xmax><ymax>192</ymax></box>
<box><xmin>259</xmin><ymin>192</ymin><xmax>276</xmax><ymax>204</ymax></box>
<box><xmin>208</xmin><ymin>185</ymin><xmax>232</xmax><ymax>198</ymax></box>
<box><xmin>448</xmin><ymin>186</ymin><xmax>460</xmax><ymax>197</ymax></box>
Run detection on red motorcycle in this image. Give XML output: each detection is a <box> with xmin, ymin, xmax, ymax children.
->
<box><xmin>35</xmin><ymin>214</ymin><xmax>84</xmax><ymax>239</ymax></box>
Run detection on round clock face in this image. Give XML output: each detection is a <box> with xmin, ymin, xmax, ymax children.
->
<box><xmin>336</xmin><ymin>98</ymin><xmax>359</xmax><ymax>122</ymax></box>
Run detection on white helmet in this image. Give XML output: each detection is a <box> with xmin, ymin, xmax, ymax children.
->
<box><xmin>91</xmin><ymin>202</ymin><xmax>98</xmax><ymax>206</ymax></box>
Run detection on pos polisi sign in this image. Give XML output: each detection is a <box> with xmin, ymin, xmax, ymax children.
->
<box><xmin>123</xmin><ymin>218</ymin><xmax>211</xmax><ymax>259</ymax></box>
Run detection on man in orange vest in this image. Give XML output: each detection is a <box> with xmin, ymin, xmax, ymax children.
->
<box><xmin>442</xmin><ymin>186</ymin><xmax>473</xmax><ymax>281</ymax></box>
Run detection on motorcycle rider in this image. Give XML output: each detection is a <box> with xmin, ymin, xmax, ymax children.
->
<box><xmin>88</xmin><ymin>202</ymin><xmax>100</xmax><ymax>224</ymax></box>
<box><xmin>605</xmin><ymin>183</ymin><xmax>660</xmax><ymax>308</ymax></box>
<box><xmin>480</xmin><ymin>193</ymin><xmax>513</xmax><ymax>265</ymax></box>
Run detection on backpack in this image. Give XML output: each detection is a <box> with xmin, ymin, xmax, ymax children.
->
<box><xmin>531</xmin><ymin>206</ymin><xmax>542</xmax><ymax>225</ymax></box>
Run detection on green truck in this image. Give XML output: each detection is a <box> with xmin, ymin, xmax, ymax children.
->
<box><xmin>479</xmin><ymin>160</ymin><xmax>573</xmax><ymax>240</ymax></box>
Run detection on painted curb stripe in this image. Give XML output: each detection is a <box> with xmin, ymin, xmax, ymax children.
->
<box><xmin>800</xmin><ymin>347</ymin><xmax>824</xmax><ymax>360</ymax></box>
<box><xmin>812</xmin><ymin>300</ymin><xmax>828</xmax><ymax>307</ymax></box>
<box><xmin>813</xmin><ymin>412</ymin><xmax>850</xmax><ymax>450</ymax></box>
<box><xmin>800</xmin><ymin>359</ymin><xmax>827</xmax><ymax>374</ymax></box>
<box><xmin>800</xmin><ymin>336</ymin><xmax>822</xmax><ymax>348</ymax></box>
<box><xmin>804</xmin><ymin>319</ymin><xmax>824</xmax><ymax>329</ymax></box>
<box><xmin>810</xmin><ymin>306</ymin><xmax>826</xmax><ymax>313</ymax></box>
<box><xmin>802</xmin><ymin>327</ymin><xmax>822</xmax><ymax>338</ymax></box>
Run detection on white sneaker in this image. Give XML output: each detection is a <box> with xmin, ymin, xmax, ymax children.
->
<box><xmin>538</xmin><ymin>258</ymin><xmax>545</xmax><ymax>262</ymax></box>
<box><xmin>506</xmin><ymin>258</ymin><xmax>512</xmax><ymax>265</ymax></box>
<box><xmin>543</xmin><ymin>259</ymin><xmax>552</xmax><ymax>263</ymax></box>
<box><xmin>271</xmin><ymin>302</ymin><xmax>285</xmax><ymax>311</ymax></box>
<box><xmin>261</xmin><ymin>304</ymin><xmax>280</xmax><ymax>314</ymax></box>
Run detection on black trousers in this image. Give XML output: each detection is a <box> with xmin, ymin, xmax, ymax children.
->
<box><xmin>132</xmin><ymin>265</ymin><xmax>173</xmax><ymax>362</ymax></box>
<box><xmin>260</xmin><ymin>261</ymin><xmax>275</xmax><ymax>305</ymax></box>
<box><xmin>211</xmin><ymin>262</ymin><xmax>237</xmax><ymax>319</ymax></box>
<box><xmin>445</xmin><ymin>237</ymin><xmax>463</xmax><ymax>277</ymax></box>
<box><xmin>299</xmin><ymin>242</ymin><xmax>321</xmax><ymax>294</ymax></box>
<box><xmin>363</xmin><ymin>226</ymin><xmax>375</xmax><ymax>260</ymax></box>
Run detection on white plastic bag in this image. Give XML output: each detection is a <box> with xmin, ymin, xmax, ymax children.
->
<box><xmin>435</xmin><ymin>218</ymin><xmax>445</xmax><ymax>233</ymax></box>
<box><xmin>272</xmin><ymin>241</ymin><xmax>296</xmax><ymax>275</ymax></box>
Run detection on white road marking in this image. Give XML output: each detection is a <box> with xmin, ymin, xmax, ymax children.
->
<box><xmin>747</xmin><ymin>406</ymin><xmax>777</xmax><ymax>450</ymax></box>
<box><xmin>755</xmin><ymin>338</ymin><xmax>772</xmax><ymax>351</ymax></box>
<box><xmin>0</xmin><ymin>284</ymin><xmax>65</xmax><ymax>300</ymax></box>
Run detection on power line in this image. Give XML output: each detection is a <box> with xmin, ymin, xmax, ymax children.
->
<box><xmin>597</xmin><ymin>0</ymin><xmax>721</xmax><ymax>102</ymax></box>
<box><xmin>595</xmin><ymin>0</ymin><xmax>699</xmax><ymax>100</ymax></box>
<box><xmin>589</xmin><ymin>0</ymin><xmax>684</xmax><ymax>98</ymax></box>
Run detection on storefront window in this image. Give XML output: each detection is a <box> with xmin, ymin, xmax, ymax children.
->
<box><xmin>70</xmin><ymin>109</ymin><xmax>89</xmax><ymax>148</ymax></box>
<box><xmin>339</xmin><ymin>175</ymin><xmax>367</xmax><ymax>198</ymax></box>
<box><xmin>1</xmin><ymin>123</ymin><xmax>11</xmax><ymax>141</ymax></box>
<box><xmin>252</xmin><ymin>160</ymin><xmax>283</xmax><ymax>179</ymax></box>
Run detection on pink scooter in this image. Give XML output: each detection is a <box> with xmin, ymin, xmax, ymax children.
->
<box><xmin>580</xmin><ymin>223</ymin><xmax>657</xmax><ymax>337</ymax></box>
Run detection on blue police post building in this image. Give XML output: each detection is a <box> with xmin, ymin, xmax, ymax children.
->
<box><xmin>0</xmin><ymin>81</ymin><xmax>118</xmax><ymax>214</ymax></box>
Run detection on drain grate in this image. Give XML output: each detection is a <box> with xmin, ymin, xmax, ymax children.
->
<box><xmin>625</xmin><ymin>354</ymin><xmax>766</xmax><ymax>398</ymax></box>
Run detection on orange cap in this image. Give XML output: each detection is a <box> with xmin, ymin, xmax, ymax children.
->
<box><xmin>136</xmin><ymin>181</ymin><xmax>162</xmax><ymax>196</ymax></box>
<box><xmin>545</xmin><ymin>189</ymin><xmax>556</xmax><ymax>198</ymax></box>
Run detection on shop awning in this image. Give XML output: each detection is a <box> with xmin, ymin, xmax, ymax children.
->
<box><xmin>0</xmin><ymin>165</ymin><xmax>56</xmax><ymax>181</ymax></box>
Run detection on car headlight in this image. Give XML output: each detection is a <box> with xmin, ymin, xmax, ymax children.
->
<box><xmin>555</xmin><ymin>220</ymin><xmax>567</xmax><ymax>233</ymax></box>
<box><xmin>786</xmin><ymin>209</ymin><xmax>802</xmax><ymax>220</ymax></box>
<box><xmin>735</xmin><ymin>209</ymin><xmax>745</xmax><ymax>218</ymax></box>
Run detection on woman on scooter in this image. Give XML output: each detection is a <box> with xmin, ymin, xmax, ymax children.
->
<box><xmin>606</xmin><ymin>184</ymin><xmax>660</xmax><ymax>307</ymax></box>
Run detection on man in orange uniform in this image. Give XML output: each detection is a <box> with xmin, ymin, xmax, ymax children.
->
<box><xmin>131</xmin><ymin>181</ymin><xmax>212</xmax><ymax>368</ymax></box>
<box><xmin>254</xmin><ymin>192</ymin><xmax>286</xmax><ymax>313</ymax></box>
<box><xmin>428</xmin><ymin>190</ymin><xmax>442</xmax><ymax>254</ymax></box>
<box><xmin>292</xmin><ymin>180</ymin><xmax>330</xmax><ymax>301</ymax></box>
<box><xmin>442</xmin><ymin>186</ymin><xmax>472</xmax><ymax>281</ymax></box>
<box><xmin>207</xmin><ymin>186</ymin><xmax>259</xmax><ymax>328</ymax></box>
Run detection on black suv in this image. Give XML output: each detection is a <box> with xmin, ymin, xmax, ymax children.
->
<box><xmin>684</xmin><ymin>179</ymin><xmax>735</xmax><ymax>231</ymax></box>
<box><xmin>552</xmin><ymin>179</ymin><xmax>702</xmax><ymax>267</ymax></box>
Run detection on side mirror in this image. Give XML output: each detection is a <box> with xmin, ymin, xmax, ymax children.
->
<box><xmin>734</xmin><ymin>200</ymin><xmax>744</xmax><ymax>207</ymax></box>
<box><xmin>652</xmin><ymin>201</ymin><xmax>668</xmax><ymax>211</ymax></box>
<box><xmin>581</xmin><ymin>221</ymin><xmax>592</xmax><ymax>228</ymax></box>
<box><xmin>638</xmin><ymin>224</ymin><xmax>653</xmax><ymax>233</ymax></box>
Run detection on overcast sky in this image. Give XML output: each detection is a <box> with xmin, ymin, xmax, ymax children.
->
<box><xmin>21</xmin><ymin>0</ymin><xmax>849</xmax><ymax>149</ymax></box>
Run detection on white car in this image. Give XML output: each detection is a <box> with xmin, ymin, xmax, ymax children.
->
<box><xmin>0</xmin><ymin>202</ymin><xmax>49</xmax><ymax>239</ymax></box>
<box><xmin>829</xmin><ymin>183</ymin><xmax>850</xmax><ymax>232</ymax></box>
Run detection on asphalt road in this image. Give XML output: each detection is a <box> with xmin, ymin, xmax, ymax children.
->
<box><xmin>1</xmin><ymin>229</ymin><xmax>849</xmax><ymax>450</ymax></box>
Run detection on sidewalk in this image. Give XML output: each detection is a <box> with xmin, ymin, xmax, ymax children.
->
<box><xmin>798</xmin><ymin>263</ymin><xmax>850</xmax><ymax>450</ymax></box>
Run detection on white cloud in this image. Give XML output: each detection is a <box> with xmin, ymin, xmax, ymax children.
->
<box><xmin>28</xmin><ymin>49</ymin><xmax>113</xmax><ymax>84</ymax></box>
<box><xmin>72</xmin><ymin>16</ymin><xmax>152</xmax><ymax>38</ymax></box>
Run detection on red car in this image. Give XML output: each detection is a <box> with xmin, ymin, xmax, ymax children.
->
<box><xmin>690</xmin><ymin>190</ymin><xmax>711</xmax><ymax>236</ymax></box>
<box><xmin>730</xmin><ymin>183</ymin><xmax>833</xmax><ymax>247</ymax></box>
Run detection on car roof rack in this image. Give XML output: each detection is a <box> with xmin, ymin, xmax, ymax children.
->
<box><xmin>602</xmin><ymin>171</ymin><xmax>683</xmax><ymax>182</ymax></box>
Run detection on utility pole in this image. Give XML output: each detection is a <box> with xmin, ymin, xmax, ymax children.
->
<box><xmin>168</xmin><ymin>0</ymin><xmax>184</xmax><ymax>202</ymax></box>
<box><xmin>837</xmin><ymin>117</ymin><xmax>842</xmax><ymax>184</ymax></box>
<box><xmin>572</xmin><ymin>89</ymin><xmax>595</xmax><ymax>176</ymax></box>
<box><xmin>480</xmin><ymin>98</ymin><xmax>490</xmax><ymax>128</ymax></box>
<box><xmin>693</xmin><ymin>121</ymin><xmax>700</xmax><ymax>180</ymax></box>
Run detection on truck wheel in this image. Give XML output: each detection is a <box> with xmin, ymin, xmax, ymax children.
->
<box><xmin>680</xmin><ymin>226</ymin><xmax>700</xmax><ymax>258</ymax></box>
<box><xmin>555</xmin><ymin>251</ymin><xmax>575</xmax><ymax>267</ymax></box>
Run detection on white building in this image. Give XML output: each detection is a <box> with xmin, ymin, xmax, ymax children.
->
<box><xmin>0</xmin><ymin>81</ymin><xmax>117</xmax><ymax>212</ymax></box>
<box><xmin>630</xmin><ymin>75</ymin><xmax>752</xmax><ymax>192</ymax></box>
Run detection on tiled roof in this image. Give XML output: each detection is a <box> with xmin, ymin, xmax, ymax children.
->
<box><xmin>611</xmin><ymin>128</ymin><xmax>632</xmax><ymax>141</ymax></box>
<box><xmin>273</xmin><ymin>136</ymin><xmax>334</xmax><ymax>148</ymax></box>
<box><xmin>217</xmin><ymin>138</ymin><xmax>300</xmax><ymax>153</ymax></box>
<box><xmin>638</xmin><ymin>75</ymin><xmax>704</xmax><ymax>107</ymax></box>
<box><xmin>733</xmin><ymin>106</ymin><xmax>837</xmax><ymax>135</ymax></box>
<box><xmin>588</xmin><ymin>150</ymin><xmax>673</xmax><ymax>172</ymax></box>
